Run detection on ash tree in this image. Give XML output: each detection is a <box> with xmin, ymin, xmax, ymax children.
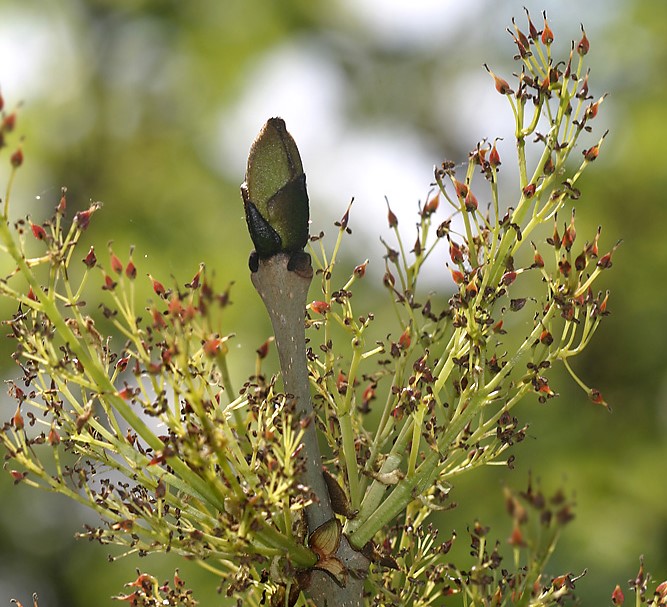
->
<box><xmin>1</xmin><ymin>10</ymin><xmax>664</xmax><ymax>607</ymax></box>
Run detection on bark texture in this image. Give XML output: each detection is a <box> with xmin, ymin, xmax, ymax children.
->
<box><xmin>251</xmin><ymin>253</ymin><xmax>369</xmax><ymax>607</ymax></box>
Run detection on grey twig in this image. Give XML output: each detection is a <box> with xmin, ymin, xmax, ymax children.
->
<box><xmin>251</xmin><ymin>252</ymin><xmax>369</xmax><ymax>607</ymax></box>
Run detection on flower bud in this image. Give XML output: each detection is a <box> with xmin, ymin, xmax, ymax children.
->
<box><xmin>464</xmin><ymin>190</ymin><xmax>478</xmax><ymax>212</ymax></box>
<box><xmin>541</xmin><ymin>14</ymin><xmax>554</xmax><ymax>45</ymax></box>
<box><xmin>484</xmin><ymin>64</ymin><xmax>513</xmax><ymax>95</ymax></box>
<box><xmin>583</xmin><ymin>144</ymin><xmax>599</xmax><ymax>162</ymax></box>
<box><xmin>489</xmin><ymin>142</ymin><xmax>501</xmax><ymax>167</ymax></box>
<box><xmin>241</xmin><ymin>118</ymin><xmax>309</xmax><ymax>258</ymax></box>
<box><xmin>10</xmin><ymin>148</ymin><xmax>23</xmax><ymax>168</ymax></box>
<box><xmin>423</xmin><ymin>193</ymin><xmax>439</xmax><ymax>216</ymax></box>
<box><xmin>577</xmin><ymin>26</ymin><xmax>590</xmax><ymax>56</ymax></box>
<box><xmin>449</xmin><ymin>240</ymin><xmax>464</xmax><ymax>264</ymax></box>
<box><xmin>83</xmin><ymin>246</ymin><xmax>97</xmax><ymax>268</ymax></box>
<box><xmin>385</xmin><ymin>198</ymin><xmax>398</xmax><ymax>228</ymax></box>
<box><xmin>309</xmin><ymin>300</ymin><xmax>330</xmax><ymax>315</ymax></box>
<box><xmin>30</xmin><ymin>221</ymin><xmax>47</xmax><ymax>241</ymax></box>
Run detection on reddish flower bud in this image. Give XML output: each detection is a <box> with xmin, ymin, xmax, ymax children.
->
<box><xmin>523</xmin><ymin>183</ymin><xmax>536</xmax><ymax>198</ymax></box>
<box><xmin>586</xmin><ymin>226</ymin><xmax>601</xmax><ymax>258</ymax></box>
<box><xmin>256</xmin><ymin>337</ymin><xmax>272</xmax><ymax>359</ymax></box>
<box><xmin>167</xmin><ymin>295</ymin><xmax>183</xmax><ymax>317</ymax></box>
<box><xmin>510</xmin><ymin>19</ymin><xmax>531</xmax><ymax>58</ymax></box>
<box><xmin>586</xmin><ymin>100</ymin><xmax>600</xmax><ymax>120</ymax></box>
<box><xmin>110</xmin><ymin>251</ymin><xmax>123</xmax><ymax>275</ymax></box>
<box><xmin>544</xmin><ymin>155</ymin><xmax>555</xmax><ymax>175</ymax></box>
<box><xmin>353</xmin><ymin>260</ymin><xmax>368</xmax><ymax>277</ymax></box>
<box><xmin>118</xmin><ymin>386</ymin><xmax>133</xmax><ymax>400</ymax></box>
<box><xmin>575</xmin><ymin>250</ymin><xmax>587</xmax><ymax>271</ymax></box>
<box><xmin>310</xmin><ymin>300</ymin><xmax>330</xmax><ymax>315</ymax></box>
<box><xmin>512</xmin><ymin>18</ymin><xmax>530</xmax><ymax>49</ymax></box>
<box><xmin>386</xmin><ymin>199</ymin><xmax>398</xmax><ymax>228</ymax></box>
<box><xmin>383</xmin><ymin>269</ymin><xmax>395</xmax><ymax>289</ymax></box>
<box><xmin>449</xmin><ymin>241</ymin><xmax>464</xmax><ymax>264</ymax></box>
<box><xmin>562</xmin><ymin>216</ymin><xmax>576</xmax><ymax>250</ymax></box>
<box><xmin>10</xmin><ymin>148</ymin><xmax>23</xmax><ymax>167</ymax></box>
<box><xmin>76</xmin><ymin>406</ymin><xmax>92</xmax><ymax>433</ymax></box>
<box><xmin>599</xmin><ymin>291</ymin><xmax>610</xmax><ymax>314</ymax></box>
<box><xmin>589</xmin><ymin>389</ymin><xmax>609</xmax><ymax>409</ymax></box>
<box><xmin>597</xmin><ymin>241</ymin><xmax>621</xmax><ymax>269</ymax></box>
<box><xmin>611</xmin><ymin>584</ymin><xmax>624</xmax><ymax>606</ymax></box>
<box><xmin>187</xmin><ymin>265</ymin><xmax>203</xmax><ymax>289</ymax></box>
<box><xmin>485</xmin><ymin>64</ymin><xmax>513</xmax><ymax>95</ymax></box>
<box><xmin>13</xmin><ymin>405</ymin><xmax>24</xmax><ymax>430</ymax></box>
<box><xmin>489</xmin><ymin>142</ymin><xmax>501</xmax><ymax>167</ymax></box>
<box><xmin>548</xmin><ymin>221</ymin><xmax>561</xmax><ymax>250</ymax></box>
<box><xmin>540</xmin><ymin>329</ymin><xmax>553</xmax><ymax>345</ymax></box>
<box><xmin>203</xmin><ymin>336</ymin><xmax>225</xmax><ymax>357</ymax></box>
<box><xmin>149</xmin><ymin>274</ymin><xmax>166</xmax><ymax>297</ymax></box>
<box><xmin>558</xmin><ymin>258</ymin><xmax>571</xmax><ymax>277</ymax></box>
<box><xmin>398</xmin><ymin>326</ymin><xmax>411</xmax><ymax>350</ymax></box>
<box><xmin>564</xmin><ymin>50</ymin><xmax>573</xmax><ymax>79</ymax></box>
<box><xmin>541</xmin><ymin>14</ymin><xmax>554</xmax><ymax>44</ymax></box>
<box><xmin>116</xmin><ymin>356</ymin><xmax>130</xmax><ymax>372</ymax></box>
<box><xmin>74</xmin><ymin>207</ymin><xmax>96</xmax><ymax>230</ymax></box>
<box><xmin>83</xmin><ymin>246</ymin><xmax>97</xmax><ymax>268</ymax></box>
<box><xmin>27</xmin><ymin>286</ymin><xmax>37</xmax><ymax>301</ymax></box>
<box><xmin>577</xmin><ymin>26</ymin><xmax>590</xmax><ymax>56</ymax></box>
<box><xmin>492</xmin><ymin>319</ymin><xmax>505</xmax><ymax>334</ymax></box>
<box><xmin>413</xmin><ymin>235</ymin><xmax>422</xmax><ymax>256</ymax></box>
<box><xmin>534</xmin><ymin>376</ymin><xmax>554</xmax><ymax>396</ymax></box>
<box><xmin>449</xmin><ymin>267</ymin><xmax>465</xmax><ymax>285</ymax></box>
<box><xmin>125</xmin><ymin>259</ymin><xmax>137</xmax><ymax>280</ymax></box>
<box><xmin>452</xmin><ymin>178</ymin><xmax>468</xmax><ymax>199</ymax></box>
<box><xmin>532</xmin><ymin>250</ymin><xmax>545</xmax><ymax>269</ymax></box>
<box><xmin>524</xmin><ymin>7</ymin><xmax>539</xmax><ymax>41</ymax></box>
<box><xmin>2</xmin><ymin>112</ymin><xmax>16</xmax><ymax>132</ymax></box>
<box><xmin>471</xmin><ymin>146</ymin><xmax>487</xmax><ymax>166</ymax></box>
<box><xmin>151</xmin><ymin>307</ymin><xmax>166</xmax><ymax>329</ymax></box>
<box><xmin>501</xmin><ymin>271</ymin><xmax>517</xmax><ymax>286</ymax></box>
<box><xmin>30</xmin><ymin>222</ymin><xmax>47</xmax><ymax>241</ymax></box>
<box><xmin>583</xmin><ymin>144</ymin><xmax>599</xmax><ymax>162</ymax></box>
<box><xmin>57</xmin><ymin>189</ymin><xmax>67</xmax><ymax>214</ymax></box>
<box><xmin>102</xmin><ymin>273</ymin><xmax>117</xmax><ymax>291</ymax></box>
<box><xmin>464</xmin><ymin>190</ymin><xmax>478</xmax><ymax>212</ymax></box>
<box><xmin>48</xmin><ymin>425</ymin><xmax>61</xmax><ymax>446</ymax></box>
<box><xmin>508</xmin><ymin>523</ymin><xmax>525</xmax><ymax>546</ymax></box>
<box><xmin>423</xmin><ymin>193</ymin><xmax>439</xmax><ymax>216</ymax></box>
<box><xmin>336</xmin><ymin>370</ymin><xmax>348</xmax><ymax>394</ymax></box>
<box><xmin>0</xmin><ymin>92</ymin><xmax>4</xmax><ymax>112</ymax></box>
<box><xmin>9</xmin><ymin>470</ymin><xmax>26</xmax><ymax>483</ymax></box>
<box><xmin>361</xmin><ymin>384</ymin><xmax>376</xmax><ymax>409</ymax></box>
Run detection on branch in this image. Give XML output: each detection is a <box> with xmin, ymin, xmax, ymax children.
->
<box><xmin>251</xmin><ymin>253</ymin><xmax>369</xmax><ymax>607</ymax></box>
<box><xmin>250</xmin><ymin>252</ymin><xmax>333</xmax><ymax>530</ymax></box>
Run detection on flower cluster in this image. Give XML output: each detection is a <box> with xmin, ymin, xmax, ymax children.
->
<box><xmin>0</xmin><ymin>124</ymin><xmax>317</xmax><ymax>603</ymax></box>
<box><xmin>366</xmin><ymin>479</ymin><xmax>580</xmax><ymax>607</ymax></box>
<box><xmin>302</xmin><ymin>12</ymin><xmax>615</xmax><ymax>568</ymax></box>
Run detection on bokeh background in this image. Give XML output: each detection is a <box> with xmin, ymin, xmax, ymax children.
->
<box><xmin>0</xmin><ymin>0</ymin><xmax>665</xmax><ymax>605</ymax></box>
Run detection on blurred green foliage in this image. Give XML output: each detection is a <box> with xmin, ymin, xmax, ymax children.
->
<box><xmin>0</xmin><ymin>0</ymin><xmax>665</xmax><ymax>605</ymax></box>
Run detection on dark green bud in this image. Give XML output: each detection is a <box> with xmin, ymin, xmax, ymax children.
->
<box><xmin>241</xmin><ymin>118</ymin><xmax>310</xmax><ymax>258</ymax></box>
